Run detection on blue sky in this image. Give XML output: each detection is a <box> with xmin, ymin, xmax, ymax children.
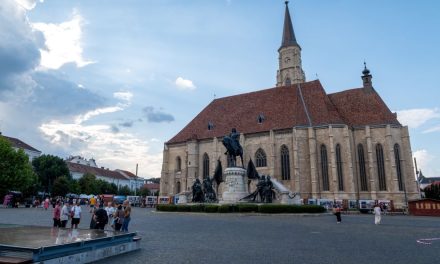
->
<box><xmin>1</xmin><ymin>0</ymin><xmax>439</xmax><ymax>178</ymax></box>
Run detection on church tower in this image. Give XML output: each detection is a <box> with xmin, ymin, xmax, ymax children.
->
<box><xmin>276</xmin><ymin>1</ymin><xmax>305</xmax><ymax>86</ymax></box>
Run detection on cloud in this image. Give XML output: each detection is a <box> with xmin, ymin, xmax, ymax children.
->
<box><xmin>143</xmin><ymin>106</ymin><xmax>175</xmax><ymax>123</ymax></box>
<box><xmin>175</xmin><ymin>77</ymin><xmax>196</xmax><ymax>90</ymax></box>
<box><xmin>14</xmin><ymin>0</ymin><xmax>37</xmax><ymax>10</ymax></box>
<box><xmin>396</xmin><ymin>108</ymin><xmax>440</xmax><ymax>128</ymax></box>
<box><xmin>113</xmin><ymin>91</ymin><xmax>133</xmax><ymax>102</ymax></box>
<box><xmin>75</xmin><ymin>106</ymin><xmax>124</xmax><ymax>124</ymax></box>
<box><xmin>424</xmin><ymin>126</ymin><xmax>440</xmax><ymax>133</ymax></box>
<box><xmin>119</xmin><ymin>120</ymin><xmax>134</xmax><ymax>127</ymax></box>
<box><xmin>0</xmin><ymin>1</ymin><xmax>41</xmax><ymax>94</ymax></box>
<box><xmin>32</xmin><ymin>11</ymin><xmax>94</xmax><ymax>69</ymax></box>
<box><xmin>413</xmin><ymin>149</ymin><xmax>438</xmax><ymax>177</ymax></box>
<box><xmin>110</xmin><ymin>125</ymin><xmax>120</xmax><ymax>134</ymax></box>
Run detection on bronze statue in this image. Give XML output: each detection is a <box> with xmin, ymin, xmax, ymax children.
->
<box><xmin>203</xmin><ymin>177</ymin><xmax>216</xmax><ymax>203</ymax></box>
<box><xmin>191</xmin><ymin>179</ymin><xmax>204</xmax><ymax>203</ymax></box>
<box><xmin>222</xmin><ymin>128</ymin><xmax>244</xmax><ymax>167</ymax></box>
<box><xmin>241</xmin><ymin>159</ymin><xmax>275</xmax><ymax>203</ymax></box>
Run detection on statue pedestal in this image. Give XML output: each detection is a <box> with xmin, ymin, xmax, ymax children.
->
<box><xmin>177</xmin><ymin>193</ymin><xmax>189</xmax><ymax>204</ymax></box>
<box><xmin>220</xmin><ymin>167</ymin><xmax>248</xmax><ymax>204</ymax></box>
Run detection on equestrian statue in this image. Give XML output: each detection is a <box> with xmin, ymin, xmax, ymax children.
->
<box><xmin>222</xmin><ymin>128</ymin><xmax>244</xmax><ymax>167</ymax></box>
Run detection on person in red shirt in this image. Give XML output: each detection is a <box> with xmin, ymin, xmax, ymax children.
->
<box><xmin>53</xmin><ymin>201</ymin><xmax>61</xmax><ymax>227</ymax></box>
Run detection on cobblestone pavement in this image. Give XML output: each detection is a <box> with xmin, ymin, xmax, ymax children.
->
<box><xmin>0</xmin><ymin>207</ymin><xmax>439</xmax><ymax>264</ymax></box>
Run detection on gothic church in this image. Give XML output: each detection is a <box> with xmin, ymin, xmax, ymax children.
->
<box><xmin>160</xmin><ymin>2</ymin><xmax>419</xmax><ymax>208</ymax></box>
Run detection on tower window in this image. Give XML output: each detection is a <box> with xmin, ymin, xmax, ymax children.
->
<box><xmin>285</xmin><ymin>78</ymin><xmax>291</xmax><ymax>86</ymax></box>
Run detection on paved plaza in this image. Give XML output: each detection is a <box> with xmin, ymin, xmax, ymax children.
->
<box><xmin>0</xmin><ymin>207</ymin><xmax>439</xmax><ymax>264</ymax></box>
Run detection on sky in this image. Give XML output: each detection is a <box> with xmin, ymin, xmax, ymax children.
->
<box><xmin>1</xmin><ymin>0</ymin><xmax>439</xmax><ymax>179</ymax></box>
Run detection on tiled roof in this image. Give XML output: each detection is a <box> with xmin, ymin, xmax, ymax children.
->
<box><xmin>167</xmin><ymin>80</ymin><xmax>399</xmax><ymax>144</ymax></box>
<box><xmin>116</xmin><ymin>169</ymin><xmax>143</xmax><ymax>180</ymax></box>
<box><xmin>1</xmin><ymin>135</ymin><xmax>41</xmax><ymax>153</ymax></box>
<box><xmin>328</xmin><ymin>88</ymin><xmax>400</xmax><ymax>127</ymax></box>
<box><xmin>67</xmin><ymin>162</ymin><xmax>127</xmax><ymax>180</ymax></box>
<box><xmin>420</xmin><ymin>176</ymin><xmax>440</xmax><ymax>184</ymax></box>
<box><xmin>143</xmin><ymin>183</ymin><xmax>160</xmax><ymax>190</ymax></box>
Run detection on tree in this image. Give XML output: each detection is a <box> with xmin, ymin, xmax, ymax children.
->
<box><xmin>0</xmin><ymin>137</ymin><xmax>37</xmax><ymax>197</ymax></box>
<box><xmin>108</xmin><ymin>183</ymin><xmax>118</xmax><ymax>194</ymax></box>
<box><xmin>69</xmin><ymin>179</ymin><xmax>81</xmax><ymax>195</ymax></box>
<box><xmin>139</xmin><ymin>188</ymin><xmax>151</xmax><ymax>197</ymax></box>
<box><xmin>118</xmin><ymin>185</ymin><xmax>131</xmax><ymax>196</ymax></box>
<box><xmin>52</xmin><ymin>176</ymin><xmax>70</xmax><ymax>197</ymax></box>
<box><xmin>425</xmin><ymin>183</ymin><xmax>440</xmax><ymax>200</ymax></box>
<box><xmin>78</xmin><ymin>173</ymin><xmax>98</xmax><ymax>194</ymax></box>
<box><xmin>32</xmin><ymin>154</ymin><xmax>70</xmax><ymax>193</ymax></box>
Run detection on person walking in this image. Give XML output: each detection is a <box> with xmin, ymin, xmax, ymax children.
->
<box><xmin>114</xmin><ymin>204</ymin><xmax>124</xmax><ymax>231</ymax></box>
<box><xmin>52</xmin><ymin>201</ymin><xmax>61</xmax><ymax>227</ymax></box>
<box><xmin>122</xmin><ymin>200</ymin><xmax>131</xmax><ymax>232</ymax></box>
<box><xmin>44</xmin><ymin>197</ymin><xmax>50</xmax><ymax>210</ymax></box>
<box><xmin>60</xmin><ymin>202</ymin><xmax>70</xmax><ymax>228</ymax></box>
<box><xmin>71</xmin><ymin>202</ymin><xmax>81</xmax><ymax>229</ymax></box>
<box><xmin>89</xmin><ymin>196</ymin><xmax>96</xmax><ymax>213</ymax></box>
<box><xmin>93</xmin><ymin>204</ymin><xmax>108</xmax><ymax>230</ymax></box>
<box><xmin>333</xmin><ymin>205</ymin><xmax>342</xmax><ymax>223</ymax></box>
<box><xmin>105</xmin><ymin>202</ymin><xmax>115</xmax><ymax>229</ymax></box>
<box><xmin>374</xmin><ymin>204</ymin><xmax>382</xmax><ymax>225</ymax></box>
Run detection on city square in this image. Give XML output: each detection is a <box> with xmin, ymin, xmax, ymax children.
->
<box><xmin>0</xmin><ymin>207</ymin><xmax>439</xmax><ymax>264</ymax></box>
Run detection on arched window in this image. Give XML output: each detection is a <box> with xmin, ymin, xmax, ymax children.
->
<box><xmin>203</xmin><ymin>153</ymin><xmax>210</xmax><ymax>179</ymax></box>
<box><xmin>336</xmin><ymin>144</ymin><xmax>344</xmax><ymax>191</ymax></box>
<box><xmin>255</xmin><ymin>148</ymin><xmax>267</xmax><ymax>167</ymax></box>
<box><xmin>358</xmin><ymin>144</ymin><xmax>368</xmax><ymax>191</ymax></box>
<box><xmin>280</xmin><ymin>145</ymin><xmax>290</xmax><ymax>180</ymax></box>
<box><xmin>176</xmin><ymin>156</ymin><xmax>181</xmax><ymax>172</ymax></box>
<box><xmin>285</xmin><ymin>78</ymin><xmax>291</xmax><ymax>86</ymax></box>
<box><xmin>376</xmin><ymin>144</ymin><xmax>387</xmax><ymax>191</ymax></box>
<box><xmin>321</xmin><ymin>145</ymin><xmax>329</xmax><ymax>191</ymax></box>
<box><xmin>176</xmin><ymin>182</ymin><xmax>181</xmax><ymax>194</ymax></box>
<box><xmin>394</xmin><ymin>144</ymin><xmax>404</xmax><ymax>191</ymax></box>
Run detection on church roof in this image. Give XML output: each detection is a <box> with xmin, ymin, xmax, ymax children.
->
<box><xmin>167</xmin><ymin>80</ymin><xmax>399</xmax><ymax>144</ymax></box>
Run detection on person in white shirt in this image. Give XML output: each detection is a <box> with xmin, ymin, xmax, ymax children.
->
<box><xmin>105</xmin><ymin>202</ymin><xmax>116</xmax><ymax>229</ymax></box>
<box><xmin>60</xmin><ymin>202</ymin><xmax>70</xmax><ymax>228</ymax></box>
<box><xmin>374</xmin><ymin>204</ymin><xmax>382</xmax><ymax>225</ymax></box>
<box><xmin>71</xmin><ymin>202</ymin><xmax>82</xmax><ymax>229</ymax></box>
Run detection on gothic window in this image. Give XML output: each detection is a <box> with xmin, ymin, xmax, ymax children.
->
<box><xmin>203</xmin><ymin>153</ymin><xmax>210</xmax><ymax>179</ymax></box>
<box><xmin>285</xmin><ymin>78</ymin><xmax>291</xmax><ymax>86</ymax></box>
<box><xmin>376</xmin><ymin>144</ymin><xmax>387</xmax><ymax>191</ymax></box>
<box><xmin>280</xmin><ymin>145</ymin><xmax>290</xmax><ymax>180</ymax></box>
<box><xmin>176</xmin><ymin>156</ymin><xmax>181</xmax><ymax>172</ymax></box>
<box><xmin>358</xmin><ymin>144</ymin><xmax>368</xmax><ymax>191</ymax></box>
<box><xmin>176</xmin><ymin>182</ymin><xmax>181</xmax><ymax>194</ymax></box>
<box><xmin>255</xmin><ymin>148</ymin><xmax>267</xmax><ymax>167</ymax></box>
<box><xmin>394</xmin><ymin>144</ymin><xmax>404</xmax><ymax>191</ymax></box>
<box><xmin>208</xmin><ymin>121</ymin><xmax>214</xmax><ymax>130</ymax></box>
<box><xmin>321</xmin><ymin>145</ymin><xmax>329</xmax><ymax>191</ymax></box>
<box><xmin>336</xmin><ymin>144</ymin><xmax>344</xmax><ymax>191</ymax></box>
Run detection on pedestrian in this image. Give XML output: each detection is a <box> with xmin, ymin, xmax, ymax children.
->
<box><xmin>60</xmin><ymin>202</ymin><xmax>70</xmax><ymax>228</ymax></box>
<box><xmin>71</xmin><ymin>202</ymin><xmax>81</xmax><ymax>229</ymax></box>
<box><xmin>44</xmin><ymin>197</ymin><xmax>50</xmax><ymax>210</ymax></box>
<box><xmin>114</xmin><ymin>204</ymin><xmax>124</xmax><ymax>231</ymax></box>
<box><xmin>122</xmin><ymin>200</ymin><xmax>131</xmax><ymax>232</ymax></box>
<box><xmin>105</xmin><ymin>202</ymin><xmax>115</xmax><ymax>229</ymax></box>
<box><xmin>89</xmin><ymin>196</ymin><xmax>96</xmax><ymax>213</ymax></box>
<box><xmin>374</xmin><ymin>204</ymin><xmax>382</xmax><ymax>225</ymax></box>
<box><xmin>93</xmin><ymin>204</ymin><xmax>108</xmax><ymax>230</ymax></box>
<box><xmin>333</xmin><ymin>205</ymin><xmax>342</xmax><ymax>223</ymax></box>
<box><xmin>53</xmin><ymin>201</ymin><xmax>61</xmax><ymax>227</ymax></box>
<box><xmin>89</xmin><ymin>204</ymin><xmax>97</xmax><ymax>229</ymax></box>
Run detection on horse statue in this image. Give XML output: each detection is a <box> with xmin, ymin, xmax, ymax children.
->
<box><xmin>222</xmin><ymin>128</ymin><xmax>244</xmax><ymax>167</ymax></box>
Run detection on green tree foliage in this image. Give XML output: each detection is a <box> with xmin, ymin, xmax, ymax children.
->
<box><xmin>424</xmin><ymin>183</ymin><xmax>440</xmax><ymax>200</ymax></box>
<box><xmin>32</xmin><ymin>154</ymin><xmax>70</xmax><ymax>193</ymax></box>
<box><xmin>69</xmin><ymin>179</ymin><xmax>81</xmax><ymax>195</ymax></box>
<box><xmin>96</xmin><ymin>179</ymin><xmax>118</xmax><ymax>194</ymax></box>
<box><xmin>52</xmin><ymin>176</ymin><xmax>70</xmax><ymax>197</ymax></box>
<box><xmin>108</xmin><ymin>183</ymin><xmax>118</xmax><ymax>194</ymax></box>
<box><xmin>139</xmin><ymin>188</ymin><xmax>151</xmax><ymax>197</ymax></box>
<box><xmin>78</xmin><ymin>173</ymin><xmax>98</xmax><ymax>194</ymax></box>
<box><xmin>147</xmin><ymin>177</ymin><xmax>160</xmax><ymax>184</ymax></box>
<box><xmin>0</xmin><ymin>137</ymin><xmax>37</xmax><ymax>197</ymax></box>
<box><xmin>117</xmin><ymin>185</ymin><xmax>132</xmax><ymax>196</ymax></box>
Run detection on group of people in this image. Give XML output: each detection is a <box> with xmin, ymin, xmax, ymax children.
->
<box><xmin>51</xmin><ymin>199</ymin><xmax>132</xmax><ymax>232</ymax></box>
<box><xmin>332</xmin><ymin>203</ymin><xmax>385</xmax><ymax>225</ymax></box>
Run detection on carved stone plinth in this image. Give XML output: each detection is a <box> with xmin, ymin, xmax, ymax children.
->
<box><xmin>220</xmin><ymin>167</ymin><xmax>248</xmax><ymax>204</ymax></box>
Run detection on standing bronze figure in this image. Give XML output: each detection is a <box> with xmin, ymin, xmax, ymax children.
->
<box><xmin>222</xmin><ymin>128</ymin><xmax>244</xmax><ymax>167</ymax></box>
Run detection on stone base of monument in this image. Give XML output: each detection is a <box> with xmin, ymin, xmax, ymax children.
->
<box><xmin>279</xmin><ymin>191</ymin><xmax>302</xmax><ymax>205</ymax></box>
<box><xmin>220</xmin><ymin>167</ymin><xmax>248</xmax><ymax>204</ymax></box>
<box><xmin>177</xmin><ymin>192</ymin><xmax>189</xmax><ymax>204</ymax></box>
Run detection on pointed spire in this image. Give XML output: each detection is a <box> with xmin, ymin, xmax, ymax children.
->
<box><xmin>280</xmin><ymin>1</ymin><xmax>299</xmax><ymax>49</ymax></box>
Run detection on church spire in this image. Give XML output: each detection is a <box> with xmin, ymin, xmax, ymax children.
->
<box><xmin>276</xmin><ymin>1</ymin><xmax>305</xmax><ymax>87</ymax></box>
<box><xmin>280</xmin><ymin>1</ymin><xmax>299</xmax><ymax>50</ymax></box>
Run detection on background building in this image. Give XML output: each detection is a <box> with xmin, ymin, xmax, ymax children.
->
<box><xmin>1</xmin><ymin>132</ymin><xmax>41</xmax><ymax>161</ymax></box>
<box><xmin>160</xmin><ymin>2</ymin><xmax>419</xmax><ymax>208</ymax></box>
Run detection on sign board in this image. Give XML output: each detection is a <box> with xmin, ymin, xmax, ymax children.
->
<box><xmin>158</xmin><ymin>196</ymin><xmax>171</xmax><ymax>204</ymax></box>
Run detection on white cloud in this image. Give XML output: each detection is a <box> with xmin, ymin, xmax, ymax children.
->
<box><xmin>413</xmin><ymin>149</ymin><xmax>439</xmax><ymax>177</ymax></box>
<box><xmin>75</xmin><ymin>106</ymin><xmax>123</xmax><ymax>124</ymax></box>
<box><xmin>32</xmin><ymin>11</ymin><xmax>95</xmax><ymax>69</ymax></box>
<box><xmin>14</xmin><ymin>0</ymin><xmax>37</xmax><ymax>10</ymax></box>
<box><xmin>424</xmin><ymin>126</ymin><xmax>440</xmax><ymax>133</ymax></box>
<box><xmin>113</xmin><ymin>91</ymin><xmax>133</xmax><ymax>102</ymax></box>
<box><xmin>175</xmin><ymin>77</ymin><xmax>196</xmax><ymax>90</ymax></box>
<box><xmin>396</xmin><ymin>108</ymin><xmax>440</xmax><ymax>128</ymax></box>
